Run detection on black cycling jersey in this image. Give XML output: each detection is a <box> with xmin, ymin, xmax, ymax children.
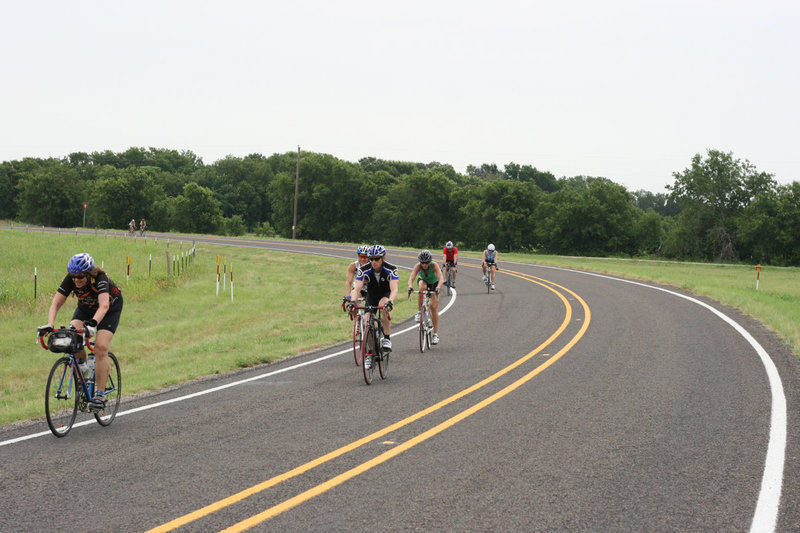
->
<box><xmin>58</xmin><ymin>272</ymin><xmax>123</xmax><ymax>312</ymax></box>
<box><xmin>355</xmin><ymin>261</ymin><xmax>399</xmax><ymax>299</ymax></box>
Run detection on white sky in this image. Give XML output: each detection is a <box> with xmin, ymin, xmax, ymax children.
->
<box><xmin>2</xmin><ymin>1</ymin><xmax>798</xmax><ymax>193</ymax></box>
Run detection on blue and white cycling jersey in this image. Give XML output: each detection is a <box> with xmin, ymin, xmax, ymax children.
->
<box><xmin>485</xmin><ymin>250</ymin><xmax>497</xmax><ymax>263</ymax></box>
<box><xmin>356</xmin><ymin>261</ymin><xmax>399</xmax><ymax>299</ymax></box>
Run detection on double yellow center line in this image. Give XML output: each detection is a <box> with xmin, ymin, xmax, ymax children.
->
<box><xmin>149</xmin><ymin>269</ymin><xmax>590</xmax><ymax>532</ymax></box>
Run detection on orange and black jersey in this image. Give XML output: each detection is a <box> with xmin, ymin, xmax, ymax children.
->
<box><xmin>57</xmin><ymin>273</ymin><xmax>123</xmax><ymax>312</ymax></box>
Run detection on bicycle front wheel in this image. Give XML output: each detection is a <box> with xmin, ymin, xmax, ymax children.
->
<box><xmin>45</xmin><ymin>357</ymin><xmax>78</xmax><ymax>437</ymax></box>
<box><xmin>352</xmin><ymin>315</ymin><xmax>363</xmax><ymax>366</ymax></box>
<box><xmin>446</xmin><ymin>270</ymin><xmax>452</xmax><ymax>296</ymax></box>
<box><xmin>378</xmin><ymin>342</ymin><xmax>389</xmax><ymax>380</ymax></box>
<box><xmin>418</xmin><ymin>311</ymin><xmax>427</xmax><ymax>353</ymax></box>
<box><xmin>94</xmin><ymin>352</ymin><xmax>121</xmax><ymax>426</ymax></box>
<box><xmin>361</xmin><ymin>325</ymin><xmax>375</xmax><ymax>385</ymax></box>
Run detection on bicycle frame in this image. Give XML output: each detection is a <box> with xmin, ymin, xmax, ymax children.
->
<box><xmin>352</xmin><ymin>304</ymin><xmax>390</xmax><ymax>384</ymax></box>
<box><xmin>39</xmin><ymin>326</ymin><xmax>122</xmax><ymax>436</ymax></box>
<box><xmin>409</xmin><ymin>290</ymin><xmax>436</xmax><ymax>352</ymax></box>
<box><xmin>39</xmin><ymin>328</ymin><xmax>95</xmax><ymax>402</ymax></box>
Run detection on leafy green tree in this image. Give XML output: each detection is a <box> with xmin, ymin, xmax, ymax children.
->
<box><xmin>375</xmin><ymin>169</ymin><xmax>457</xmax><ymax>247</ymax></box>
<box><xmin>454</xmin><ymin>179</ymin><xmax>543</xmax><ymax>250</ymax></box>
<box><xmin>16</xmin><ymin>162</ymin><xmax>84</xmax><ymax>227</ymax></box>
<box><xmin>535</xmin><ymin>178</ymin><xmax>639</xmax><ymax>255</ymax></box>
<box><xmin>172</xmin><ymin>182</ymin><xmax>222</xmax><ymax>234</ymax></box>
<box><xmin>87</xmin><ymin>166</ymin><xmax>167</xmax><ymax>229</ymax></box>
<box><xmin>738</xmin><ymin>182</ymin><xmax>800</xmax><ymax>265</ymax></box>
<box><xmin>665</xmin><ymin>149</ymin><xmax>775</xmax><ymax>261</ymax></box>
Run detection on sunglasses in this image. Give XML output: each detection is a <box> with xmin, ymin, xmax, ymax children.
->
<box><xmin>71</xmin><ymin>274</ymin><xmax>86</xmax><ymax>280</ymax></box>
<box><xmin>359</xmin><ymin>254</ymin><xmax>368</xmax><ymax>258</ymax></box>
<box><xmin>369</xmin><ymin>257</ymin><xmax>383</xmax><ymax>261</ymax></box>
<box><xmin>421</xmin><ymin>261</ymin><xmax>430</xmax><ymax>265</ymax></box>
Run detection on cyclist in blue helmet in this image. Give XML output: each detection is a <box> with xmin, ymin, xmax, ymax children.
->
<box><xmin>343</xmin><ymin>245</ymin><xmax>370</xmax><ymax>308</ymax></box>
<box><xmin>348</xmin><ymin>244</ymin><xmax>399</xmax><ymax>353</ymax></box>
<box><xmin>41</xmin><ymin>253</ymin><xmax>124</xmax><ymax>411</ymax></box>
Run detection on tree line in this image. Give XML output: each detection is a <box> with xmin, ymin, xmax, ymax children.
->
<box><xmin>1</xmin><ymin>147</ymin><xmax>798</xmax><ymax>266</ymax></box>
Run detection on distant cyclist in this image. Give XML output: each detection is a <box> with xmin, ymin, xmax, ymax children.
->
<box><xmin>349</xmin><ymin>245</ymin><xmax>399</xmax><ymax>353</ymax></box>
<box><xmin>40</xmin><ymin>253</ymin><xmax>123</xmax><ymax>411</ymax></box>
<box><xmin>342</xmin><ymin>245</ymin><xmax>370</xmax><ymax>310</ymax></box>
<box><xmin>408</xmin><ymin>249</ymin><xmax>443</xmax><ymax>345</ymax></box>
<box><xmin>482</xmin><ymin>243</ymin><xmax>499</xmax><ymax>290</ymax></box>
<box><xmin>441</xmin><ymin>240</ymin><xmax>458</xmax><ymax>289</ymax></box>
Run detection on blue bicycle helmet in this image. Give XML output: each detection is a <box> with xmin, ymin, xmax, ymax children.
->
<box><xmin>67</xmin><ymin>252</ymin><xmax>94</xmax><ymax>274</ymax></box>
<box><xmin>356</xmin><ymin>245</ymin><xmax>369</xmax><ymax>255</ymax></box>
<box><xmin>367</xmin><ymin>244</ymin><xmax>386</xmax><ymax>258</ymax></box>
<box><xmin>445</xmin><ymin>241</ymin><xmax>454</xmax><ymax>249</ymax></box>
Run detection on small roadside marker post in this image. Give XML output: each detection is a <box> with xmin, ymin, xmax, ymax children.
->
<box><xmin>216</xmin><ymin>255</ymin><xmax>221</xmax><ymax>296</ymax></box>
<box><xmin>756</xmin><ymin>264</ymin><xmax>762</xmax><ymax>291</ymax></box>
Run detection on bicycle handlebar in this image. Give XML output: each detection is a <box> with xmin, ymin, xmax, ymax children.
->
<box><xmin>352</xmin><ymin>304</ymin><xmax>391</xmax><ymax>321</ymax></box>
<box><xmin>37</xmin><ymin>327</ymin><xmax>94</xmax><ymax>352</ymax></box>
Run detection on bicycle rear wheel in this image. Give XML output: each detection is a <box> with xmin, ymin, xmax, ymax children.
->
<box><xmin>352</xmin><ymin>314</ymin><xmax>363</xmax><ymax>366</ymax></box>
<box><xmin>361</xmin><ymin>325</ymin><xmax>375</xmax><ymax>385</ymax></box>
<box><xmin>45</xmin><ymin>357</ymin><xmax>78</xmax><ymax>437</ymax></box>
<box><xmin>94</xmin><ymin>352</ymin><xmax>121</xmax><ymax>426</ymax></box>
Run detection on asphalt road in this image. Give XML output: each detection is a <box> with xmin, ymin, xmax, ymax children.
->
<box><xmin>2</xmin><ymin>232</ymin><xmax>799</xmax><ymax>532</ymax></box>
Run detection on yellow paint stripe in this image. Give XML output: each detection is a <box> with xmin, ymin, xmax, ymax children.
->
<box><xmin>147</xmin><ymin>272</ymin><xmax>585</xmax><ymax>533</ymax></box>
<box><xmin>223</xmin><ymin>278</ymin><xmax>591</xmax><ymax>531</ymax></box>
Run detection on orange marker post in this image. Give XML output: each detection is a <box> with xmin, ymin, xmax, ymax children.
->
<box><xmin>756</xmin><ymin>264</ymin><xmax>762</xmax><ymax>291</ymax></box>
<box><xmin>126</xmin><ymin>256</ymin><xmax>131</xmax><ymax>282</ymax></box>
<box><xmin>230</xmin><ymin>263</ymin><xmax>234</xmax><ymax>301</ymax></box>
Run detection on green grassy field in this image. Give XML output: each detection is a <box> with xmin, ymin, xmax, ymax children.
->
<box><xmin>1</xmin><ymin>228</ymin><xmax>798</xmax><ymax>426</ymax></box>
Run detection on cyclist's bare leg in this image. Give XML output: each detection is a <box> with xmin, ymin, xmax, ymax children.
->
<box><xmin>379</xmin><ymin>296</ymin><xmax>392</xmax><ymax>336</ymax></box>
<box><xmin>490</xmin><ymin>264</ymin><xmax>497</xmax><ymax>284</ymax></box>
<box><xmin>451</xmin><ymin>264</ymin><xmax>457</xmax><ymax>285</ymax></box>
<box><xmin>69</xmin><ymin>319</ymin><xmax>88</xmax><ymax>362</ymax></box>
<box><xmin>417</xmin><ymin>279</ymin><xmax>424</xmax><ymax>312</ymax></box>
<box><xmin>430</xmin><ymin>290</ymin><xmax>440</xmax><ymax>333</ymax></box>
<box><xmin>482</xmin><ymin>262</ymin><xmax>487</xmax><ymax>277</ymax></box>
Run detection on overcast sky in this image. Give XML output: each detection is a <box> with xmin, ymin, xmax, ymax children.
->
<box><xmin>2</xmin><ymin>1</ymin><xmax>798</xmax><ymax>193</ymax></box>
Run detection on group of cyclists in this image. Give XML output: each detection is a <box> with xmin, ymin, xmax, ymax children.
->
<box><xmin>342</xmin><ymin>241</ymin><xmax>499</xmax><ymax>351</ymax></box>
<box><xmin>128</xmin><ymin>218</ymin><xmax>147</xmax><ymax>236</ymax></box>
<box><xmin>38</xmin><ymin>240</ymin><xmax>497</xmax><ymax>407</ymax></box>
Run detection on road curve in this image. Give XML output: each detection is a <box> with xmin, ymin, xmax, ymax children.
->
<box><xmin>1</xmin><ymin>231</ymin><xmax>798</xmax><ymax>532</ymax></box>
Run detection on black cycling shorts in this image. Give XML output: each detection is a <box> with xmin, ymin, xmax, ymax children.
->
<box><xmin>366</xmin><ymin>291</ymin><xmax>391</xmax><ymax>308</ymax></box>
<box><xmin>72</xmin><ymin>305</ymin><xmax>123</xmax><ymax>334</ymax></box>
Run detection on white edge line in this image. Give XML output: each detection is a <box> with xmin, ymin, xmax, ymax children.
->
<box><xmin>523</xmin><ymin>262</ymin><xmax>785</xmax><ymax>533</ymax></box>
<box><xmin>1</xmin><ymin>266</ymin><xmax>456</xmax><ymax>448</ymax></box>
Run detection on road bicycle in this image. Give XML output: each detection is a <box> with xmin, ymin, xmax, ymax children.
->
<box><xmin>483</xmin><ymin>263</ymin><xmax>499</xmax><ymax>293</ymax></box>
<box><xmin>348</xmin><ymin>297</ymin><xmax>367</xmax><ymax>366</ymax></box>
<box><xmin>409</xmin><ymin>289</ymin><xmax>436</xmax><ymax>352</ymax></box>
<box><xmin>352</xmin><ymin>304</ymin><xmax>390</xmax><ymax>385</ymax></box>
<box><xmin>443</xmin><ymin>262</ymin><xmax>456</xmax><ymax>296</ymax></box>
<box><xmin>38</xmin><ymin>326</ymin><xmax>122</xmax><ymax>437</ymax></box>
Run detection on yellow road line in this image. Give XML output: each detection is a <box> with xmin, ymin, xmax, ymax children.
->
<box><xmin>148</xmin><ymin>271</ymin><xmax>587</xmax><ymax>532</ymax></box>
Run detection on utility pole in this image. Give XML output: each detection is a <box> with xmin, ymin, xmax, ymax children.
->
<box><xmin>292</xmin><ymin>145</ymin><xmax>300</xmax><ymax>239</ymax></box>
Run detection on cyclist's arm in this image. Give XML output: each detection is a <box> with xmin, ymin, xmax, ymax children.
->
<box><xmin>350</xmin><ymin>279</ymin><xmax>364</xmax><ymax>302</ymax></box>
<box><xmin>433</xmin><ymin>262</ymin><xmax>445</xmax><ymax>290</ymax></box>
<box><xmin>407</xmin><ymin>264</ymin><xmax>420</xmax><ymax>291</ymax></box>
<box><xmin>388</xmin><ymin>278</ymin><xmax>399</xmax><ymax>305</ymax></box>
<box><xmin>91</xmin><ymin>292</ymin><xmax>110</xmax><ymax>325</ymax></box>
<box><xmin>344</xmin><ymin>262</ymin><xmax>356</xmax><ymax>297</ymax></box>
<box><xmin>47</xmin><ymin>292</ymin><xmax>67</xmax><ymax>326</ymax></box>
